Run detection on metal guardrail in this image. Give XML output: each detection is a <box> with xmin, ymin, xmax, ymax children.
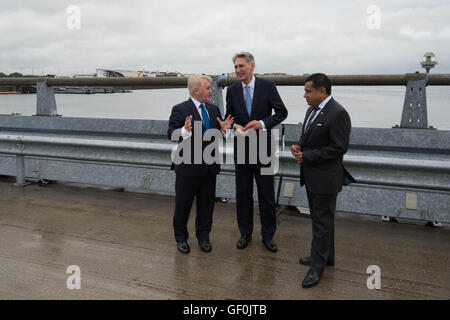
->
<box><xmin>278</xmin><ymin>153</ymin><xmax>450</xmax><ymax>192</ymax></box>
<box><xmin>0</xmin><ymin>116</ymin><xmax>449</xmax><ymax>224</ymax></box>
<box><xmin>2</xmin><ymin>133</ymin><xmax>449</xmax><ymax>191</ymax></box>
<box><xmin>3</xmin><ymin>141</ymin><xmax>448</xmax><ymax>192</ymax></box>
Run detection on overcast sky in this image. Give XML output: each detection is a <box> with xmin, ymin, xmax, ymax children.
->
<box><xmin>1</xmin><ymin>0</ymin><xmax>449</xmax><ymax>76</ymax></box>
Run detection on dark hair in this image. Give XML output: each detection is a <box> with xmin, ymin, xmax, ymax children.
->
<box><xmin>305</xmin><ymin>73</ymin><xmax>331</xmax><ymax>95</ymax></box>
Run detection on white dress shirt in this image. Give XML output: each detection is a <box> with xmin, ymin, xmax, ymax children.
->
<box><xmin>237</xmin><ymin>75</ymin><xmax>265</xmax><ymax>130</ymax></box>
<box><xmin>305</xmin><ymin>95</ymin><xmax>332</xmax><ymax>128</ymax></box>
<box><xmin>181</xmin><ymin>97</ymin><xmax>231</xmax><ymax>139</ymax></box>
<box><xmin>241</xmin><ymin>75</ymin><xmax>256</xmax><ymax>102</ymax></box>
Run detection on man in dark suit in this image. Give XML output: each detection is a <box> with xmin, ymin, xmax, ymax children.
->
<box><xmin>168</xmin><ymin>75</ymin><xmax>233</xmax><ymax>254</ymax></box>
<box><xmin>291</xmin><ymin>73</ymin><xmax>354</xmax><ymax>288</ymax></box>
<box><xmin>225</xmin><ymin>52</ymin><xmax>288</xmax><ymax>252</ymax></box>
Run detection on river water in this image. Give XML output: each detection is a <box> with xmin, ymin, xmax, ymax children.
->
<box><xmin>0</xmin><ymin>86</ymin><xmax>449</xmax><ymax>129</ymax></box>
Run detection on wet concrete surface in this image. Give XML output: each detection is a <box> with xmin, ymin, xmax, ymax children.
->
<box><xmin>0</xmin><ymin>176</ymin><xmax>449</xmax><ymax>300</ymax></box>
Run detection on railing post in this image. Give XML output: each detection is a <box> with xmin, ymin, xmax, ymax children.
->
<box><xmin>399</xmin><ymin>79</ymin><xmax>428</xmax><ymax>128</ymax></box>
<box><xmin>211</xmin><ymin>74</ymin><xmax>228</xmax><ymax>117</ymax></box>
<box><xmin>36</xmin><ymin>79</ymin><xmax>60</xmax><ymax>117</ymax></box>
<box><xmin>14</xmin><ymin>155</ymin><xmax>26</xmax><ymax>186</ymax></box>
<box><xmin>397</xmin><ymin>73</ymin><xmax>433</xmax><ymax>129</ymax></box>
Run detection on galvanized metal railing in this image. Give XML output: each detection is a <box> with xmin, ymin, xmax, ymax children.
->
<box><xmin>0</xmin><ymin>115</ymin><xmax>449</xmax><ymax>224</ymax></box>
<box><xmin>2</xmin><ymin>132</ymin><xmax>449</xmax><ymax>191</ymax></box>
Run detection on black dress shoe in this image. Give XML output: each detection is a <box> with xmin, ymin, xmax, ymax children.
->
<box><xmin>262</xmin><ymin>239</ymin><xmax>278</xmax><ymax>252</ymax></box>
<box><xmin>236</xmin><ymin>235</ymin><xmax>252</xmax><ymax>249</ymax></box>
<box><xmin>302</xmin><ymin>269</ymin><xmax>322</xmax><ymax>288</ymax></box>
<box><xmin>299</xmin><ymin>256</ymin><xmax>334</xmax><ymax>266</ymax></box>
<box><xmin>177</xmin><ymin>241</ymin><xmax>190</xmax><ymax>254</ymax></box>
<box><xmin>198</xmin><ymin>240</ymin><xmax>212</xmax><ymax>252</ymax></box>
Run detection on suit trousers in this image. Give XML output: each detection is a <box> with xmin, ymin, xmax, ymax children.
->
<box><xmin>306</xmin><ymin>190</ymin><xmax>337</xmax><ymax>272</ymax></box>
<box><xmin>173</xmin><ymin>173</ymin><xmax>216</xmax><ymax>243</ymax></box>
<box><xmin>235</xmin><ymin>164</ymin><xmax>276</xmax><ymax>241</ymax></box>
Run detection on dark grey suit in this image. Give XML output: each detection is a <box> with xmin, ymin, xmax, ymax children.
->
<box><xmin>225</xmin><ymin>77</ymin><xmax>288</xmax><ymax>241</ymax></box>
<box><xmin>299</xmin><ymin>97</ymin><xmax>354</xmax><ymax>271</ymax></box>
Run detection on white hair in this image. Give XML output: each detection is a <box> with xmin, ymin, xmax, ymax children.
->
<box><xmin>188</xmin><ymin>74</ymin><xmax>213</xmax><ymax>96</ymax></box>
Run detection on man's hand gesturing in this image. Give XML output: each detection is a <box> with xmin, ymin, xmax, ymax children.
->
<box><xmin>217</xmin><ymin>115</ymin><xmax>234</xmax><ymax>132</ymax></box>
<box><xmin>184</xmin><ymin>115</ymin><xmax>193</xmax><ymax>132</ymax></box>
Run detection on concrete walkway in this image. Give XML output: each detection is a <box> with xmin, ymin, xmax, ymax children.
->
<box><xmin>0</xmin><ymin>176</ymin><xmax>449</xmax><ymax>299</ymax></box>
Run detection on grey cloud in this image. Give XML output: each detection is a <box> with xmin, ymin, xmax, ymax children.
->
<box><xmin>0</xmin><ymin>0</ymin><xmax>448</xmax><ymax>75</ymax></box>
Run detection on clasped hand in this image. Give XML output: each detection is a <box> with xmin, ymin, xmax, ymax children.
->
<box><xmin>290</xmin><ymin>144</ymin><xmax>303</xmax><ymax>163</ymax></box>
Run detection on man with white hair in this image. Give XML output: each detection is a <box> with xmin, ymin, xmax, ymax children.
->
<box><xmin>168</xmin><ymin>75</ymin><xmax>233</xmax><ymax>254</ymax></box>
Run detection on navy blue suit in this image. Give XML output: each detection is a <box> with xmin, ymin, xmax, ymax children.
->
<box><xmin>168</xmin><ymin>98</ymin><xmax>223</xmax><ymax>242</ymax></box>
<box><xmin>225</xmin><ymin>77</ymin><xmax>287</xmax><ymax>241</ymax></box>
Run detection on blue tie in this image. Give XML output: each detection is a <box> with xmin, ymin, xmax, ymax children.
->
<box><xmin>244</xmin><ymin>85</ymin><xmax>252</xmax><ymax>116</ymax></box>
<box><xmin>199</xmin><ymin>103</ymin><xmax>210</xmax><ymax>130</ymax></box>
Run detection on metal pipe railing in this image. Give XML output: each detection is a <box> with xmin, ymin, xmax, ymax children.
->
<box><xmin>225</xmin><ymin>73</ymin><xmax>450</xmax><ymax>86</ymax></box>
<box><xmin>1</xmin><ymin>73</ymin><xmax>449</xmax><ymax>89</ymax></box>
<box><xmin>0</xmin><ymin>133</ymin><xmax>449</xmax><ymax>192</ymax></box>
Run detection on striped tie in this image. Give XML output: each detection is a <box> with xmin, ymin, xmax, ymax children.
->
<box><xmin>305</xmin><ymin>107</ymin><xmax>319</xmax><ymax>131</ymax></box>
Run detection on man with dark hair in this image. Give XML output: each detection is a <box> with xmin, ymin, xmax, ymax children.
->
<box><xmin>291</xmin><ymin>73</ymin><xmax>354</xmax><ymax>288</ymax></box>
<box><xmin>305</xmin><ymin>73</ymin><xmax>332</xmax><ymax>95</ymax></box>
<box><xmin>225</xmin><ymin>51</ymin><xmax>288</xmax><ymax>253</ymax></box>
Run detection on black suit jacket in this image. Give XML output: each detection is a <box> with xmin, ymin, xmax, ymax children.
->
<box><xmin>167</xmin><ymin>98</ymin><xmax>222</xmax><ymax>177</ymax></box>
<box><xmin>225</xmin><ymin>77</ymin><xmax>288</xmax><ymax>165</ymax></box>
<box><xmin>299</xmin><ymin>97</ymin><xmax>355</xmax><ymax>194</ymax></box>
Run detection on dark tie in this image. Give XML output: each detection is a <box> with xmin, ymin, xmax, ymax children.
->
<box><xmin>199</xmin><ymin>103</ymin><xmax>210</xmax><ymax>130</ymax></box>
<box><xmin>305</xmin><ymin>107</ymin><xmax>319</xmax><ymax>131</ymax></box>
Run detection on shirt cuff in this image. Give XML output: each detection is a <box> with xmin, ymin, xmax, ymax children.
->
<box><xmin>260</xmin><ymin>120</ymin><xmax>266</xmax><ymax>130</ymax></box>
<box><xmin>222</xmin><ymin>129</ymin><xmax>232</xmax><ymax>139</ymax></box>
